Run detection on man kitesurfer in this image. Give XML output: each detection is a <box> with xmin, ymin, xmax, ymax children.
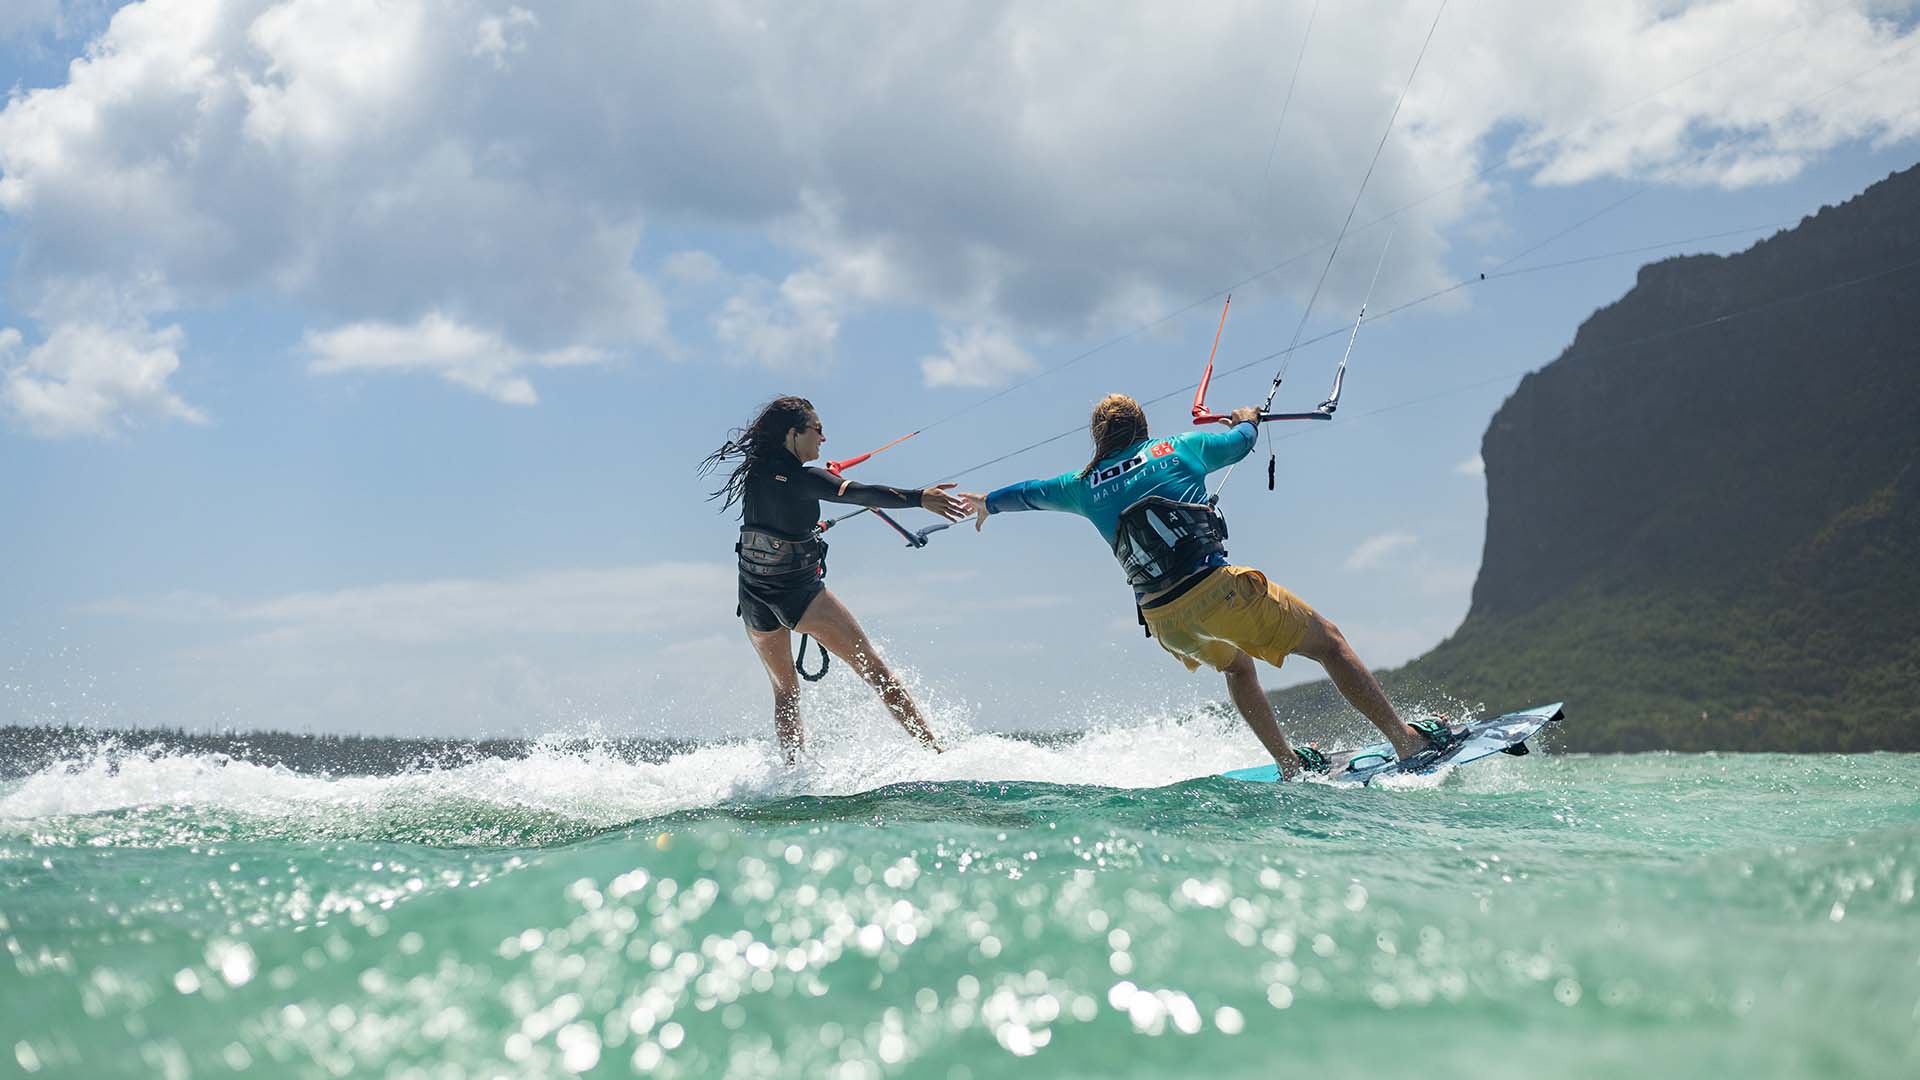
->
<box><xmin>701</xmin><ymin>396</ymin><xmax>966</xmax><ymax>763</ymax></box>
<box><xmin>958</xmin><ymin>394</ymin><xmax>1457</xmax><ymax>779</ymax></box>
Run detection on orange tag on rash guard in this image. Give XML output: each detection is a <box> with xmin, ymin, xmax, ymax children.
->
<box><xmin>1151</xmin><ymin>441</ymin><xmax>1174</xmax><ymax>458</ymax></box>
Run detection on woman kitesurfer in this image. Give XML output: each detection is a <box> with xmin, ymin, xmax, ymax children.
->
<box><xmin>957</xmin><ymin>394</ymin><xmax>1458</xmax><ymax>779</ymax></box>
<box><xmin>702</xmin><ymin>396</ymin><xmax>965</xmax><ymax>763</ymax></box>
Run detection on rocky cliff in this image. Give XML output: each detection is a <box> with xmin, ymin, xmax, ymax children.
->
<box><xmin>1275</xmin><ymin>164</ymin><xmax>1920</xmax><ymax>751</ymax></box>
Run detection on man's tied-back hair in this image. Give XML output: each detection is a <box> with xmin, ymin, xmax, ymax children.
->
<box><xmin>1084</xmin><ymin>393</ymin><xmax>1149</xmax><ymax>475</ymax></box>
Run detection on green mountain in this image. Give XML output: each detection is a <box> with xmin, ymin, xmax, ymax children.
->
<box><xmin>1272</xmin><ymin>164</ymin><xmax>1920</xmax><ymax>751</ymax></box>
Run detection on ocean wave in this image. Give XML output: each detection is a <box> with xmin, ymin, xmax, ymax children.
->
<box><xmin>0</xmin><ymin>710</ymin><xmax>1309</xmax><ymax>848</ymax></box>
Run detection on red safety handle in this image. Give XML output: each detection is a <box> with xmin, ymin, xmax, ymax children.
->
<box><xmin>825</xmin><ymin>429</ymin><xmax>919</xmax><ymax>475</ymax></box>
<box><xmin>1190</xmin><ymin>295</ymin><xmax>1232</xmax><ymax>426</ymax></box>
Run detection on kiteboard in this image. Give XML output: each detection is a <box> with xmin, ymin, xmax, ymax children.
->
<box><xmin>1221</xmin><ymin>702</ymin><xmax>1565</xmax><ymax>786</ymax></box>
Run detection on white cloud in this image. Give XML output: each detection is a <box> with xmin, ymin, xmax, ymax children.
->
<box><xmin>1482</xmin><ymin>2</ymin><xmax>1920</xmax><ymax>188</ymax></box>
<box><xmin>663</xmin><ymin>250</ymin><xmax>724</xmax><ymax>287</ymax></box>
<box><xmin>920</xmin><ymin>324</ymin><xmax>1037</xmax><ymax>388</ymax></box>
<box><xmin>713</xmin><ymin>270</ymin><xmax>845</xmax><ymax>372</ymax></box>
<box><xmin>0</xmin><ymin>0</ymin><xmax>669</xmax><ymax>433</ymax></box>
<box><xmin>1</xmin><ymin>320</ymin><xmax>206</xmax><ymax>437</ymax></box>
<box><xmin>472</xmin><ymin>5</ymin><xmax>534</xmax><ymax>69</ymax></box>
<box><xmin>1343</xmin><ymin>530</ymin><xmax>1418</xmax><ymax>571</ymax></box>
<box><xmin>303</xmin><ymin>311</ymin><xmax>604</xmax><ymax>405</ymax></box>
<box><xmin>1454</xmin><ymin>452</ymin><xmax>1484</xmax><ymax>476</ymax></box>
<box><xmin>0</xmin><ymin>0</ymin><xmax>1914</xmax><ymax>434</ymax></box>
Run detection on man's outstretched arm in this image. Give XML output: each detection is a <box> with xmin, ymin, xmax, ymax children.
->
<box><xmin>958</xmin><ymin>471</ymin><xmax>1080</xmax><ymax>532</ymax></box>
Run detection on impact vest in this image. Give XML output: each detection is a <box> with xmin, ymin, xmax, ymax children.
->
<box><xmin>1110</xmin><ymin>496</ymin><xmax>1228</xmax><ymax>592</ymax></box>
<box><xmin>736</xmin><ymin>527</ymin><xmax>827</xmax><ymax>580</ymax></box>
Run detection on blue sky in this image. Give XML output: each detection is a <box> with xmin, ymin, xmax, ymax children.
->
<box><xmin>3</xmin><ymin>1</ymin><xmax>1917</xmax><ymax>740</ymax></box>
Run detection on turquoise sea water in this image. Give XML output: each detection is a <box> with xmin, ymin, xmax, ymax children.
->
<box><xmin>3</xmin><ymin>714</ymin><xmax>1917</xmax><ymax>1079</ymax></box>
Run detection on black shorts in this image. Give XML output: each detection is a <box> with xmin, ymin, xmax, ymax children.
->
<box><xmin>738</xmin><ymin>574</ymin><xmax>824</xmax><ymax>633</ymax></box>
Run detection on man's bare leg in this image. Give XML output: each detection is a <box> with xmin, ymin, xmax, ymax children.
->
<box><xmin>1222</xmin><ymin>650</ymin><xmax>1302</xmax><ymax>779</ymax></box>
<box><xmin>1290</xmin><ymin>612</ymin><xmax>1424</xmax><ymax>759</ymax></box>
<box><xmin>795</xmin><ymin>589</ymin><xmax>943</xmax><ymax>752</ymax></box>
<box><xmin>746</xmin><ymin>625</ymin><xmax>806</xmax><ymax>763</ymax></box>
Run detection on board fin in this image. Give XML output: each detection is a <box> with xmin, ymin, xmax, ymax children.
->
<box><xmin>1500</xmin><ymin>742</ymin><xmax>1531</xmax><ymax>756</ymax></box>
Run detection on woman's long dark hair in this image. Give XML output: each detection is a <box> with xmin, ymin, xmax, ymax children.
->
<box><xmin>699</xmin><ymin>396</ymin><xmax>817</xmax><ymax>511</ymax></box>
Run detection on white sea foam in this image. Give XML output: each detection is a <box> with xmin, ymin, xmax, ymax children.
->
<box><xmin>0</xmin><ymin>665</ymin><xmax>1507</xmax><ymax>837</ymax></box>
<box><xmin>0</xmin><ymin>704</ymin><xmax>1286</xmax><ymax>834</ymax></box>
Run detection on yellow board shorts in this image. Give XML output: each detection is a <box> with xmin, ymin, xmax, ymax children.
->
<box><xmin>1141</xmin><ymin>566</ymin><xmax>1318</xmax><ymax>673</ymax></box>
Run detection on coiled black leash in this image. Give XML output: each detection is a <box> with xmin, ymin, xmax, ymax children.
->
<box><xmin>795</xmin><ymin>634</ymin><xmax>829</xmax><ymax>681</ymax></box>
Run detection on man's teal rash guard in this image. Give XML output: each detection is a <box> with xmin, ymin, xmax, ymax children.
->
<box><xmin>983</xmin><ymin>421</ymin><xmax>1258</xmax><ymax>597</ymax></box>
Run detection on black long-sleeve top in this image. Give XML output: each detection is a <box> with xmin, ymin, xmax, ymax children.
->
<box><xmin>741</xmin><ymin>448</ymin><xmax>922</xmax><ymax>537</ymax></box>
